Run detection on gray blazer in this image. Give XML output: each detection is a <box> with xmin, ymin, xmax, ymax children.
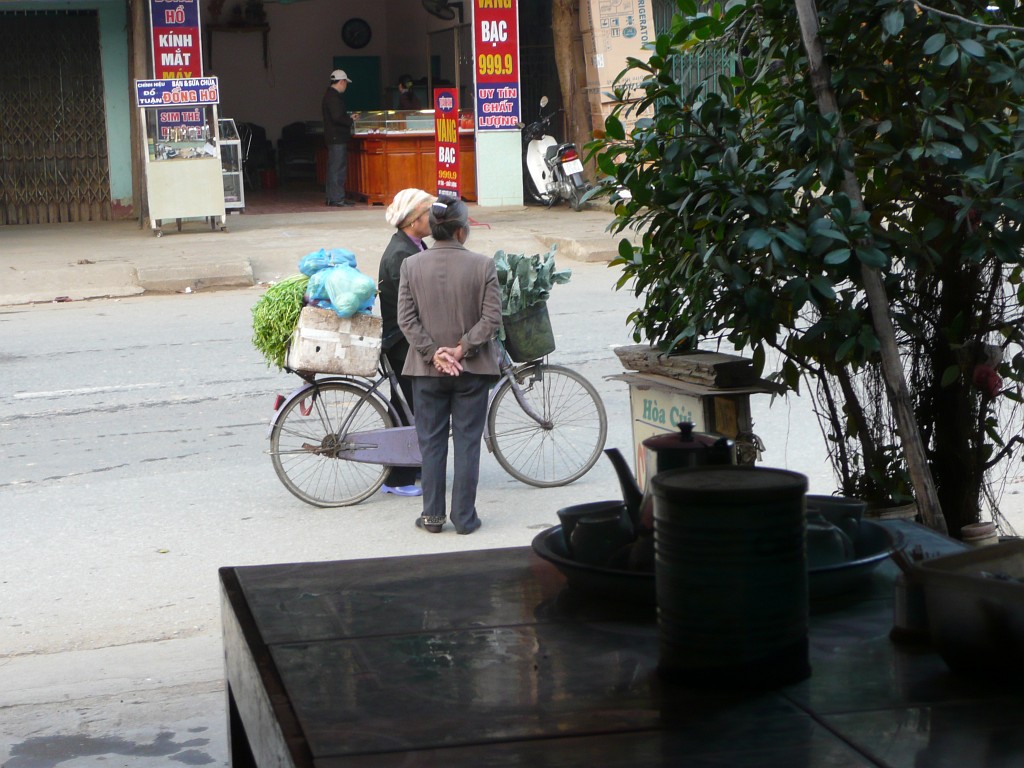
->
<box><xmin>397</xmin><ymin>241</ymin><xmax>502</xmax><ymax>378</ymax></box>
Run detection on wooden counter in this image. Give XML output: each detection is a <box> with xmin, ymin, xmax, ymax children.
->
<box><xmin>220</xmin><ymin>521</ymin><xmax>1020</xmax><ymax>768</ymax></box>
<box><xmin>345</xmin><ymin>131</ymin><xmax>476</xmax><ymax>205</ymax></box>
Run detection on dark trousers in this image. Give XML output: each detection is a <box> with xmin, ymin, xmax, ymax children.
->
<box><xmin>384</xmin><ymin>340</ymin><xmax>418</xmax><ymax>487</ymax></box>
<box><xmin>412</xmin><ymin>373</ymin><xmax>493</xmax><ymax>532</ymax></box>
<box><xmin>326</xmin><ymin>143</ymin><xmax>348</xmax><ymax>203</ymax></box>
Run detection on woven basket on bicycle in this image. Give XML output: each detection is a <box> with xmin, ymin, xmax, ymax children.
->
<box><xmin>502</xmin><ymin>300</ymin><xmax>555</xmax><ymax>362</ymax></box>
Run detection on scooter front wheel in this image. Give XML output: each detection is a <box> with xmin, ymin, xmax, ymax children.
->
<box><xmin>568</xmin><ymin>183</ymin><xmax>586</xmax><ymax>212</ymax></box>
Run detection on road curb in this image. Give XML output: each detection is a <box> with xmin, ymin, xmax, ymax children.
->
<box><xmin>0</xmin><ymin>263</ymin><xmax>144</xmax><ymax>306</ymax></box>
<box><xmin>137</xmin><ymin>260</ymin><xmax>254</xmax><ymax>293</ymax></box>
<box><xmin>538</xmin><ymin>235</ymin><xmax>621</xmax><ymax>264</ymax></box>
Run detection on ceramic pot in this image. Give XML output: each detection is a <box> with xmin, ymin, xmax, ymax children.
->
<box><xmin>805</xmin><ymin>510</ymin><xmax>856</xmax><ymax>569</ymax></box>
<box><xmin>806</xmin><ymin>494</ymin><xmax>864</xmax><ymax>542</ymax></box>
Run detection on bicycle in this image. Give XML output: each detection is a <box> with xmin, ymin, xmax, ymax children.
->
<box><xmin>268</xmin><ymin>342</ymin><xmax>608</xmax><ymax>507</ymax></box>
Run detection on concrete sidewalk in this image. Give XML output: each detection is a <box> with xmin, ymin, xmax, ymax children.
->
<box><xmin>0</xmin><ymin>204</ymin><xmax>626</xmax><ymax>307</ymax></box>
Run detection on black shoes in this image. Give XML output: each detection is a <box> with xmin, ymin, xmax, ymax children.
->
<box><xmin>414</xmin><ymin>516</ymin><xmax>480</xmax><ymax>534</ymax></box>
<box><xmin>326</xmin><ymin>199</ymin><xmax>354</xmax><ymax>207</ymax></box>
<box><xmin>415</xmin><ymin>516</ymin><xmax>445</xmax><ymax>534</ymax></box>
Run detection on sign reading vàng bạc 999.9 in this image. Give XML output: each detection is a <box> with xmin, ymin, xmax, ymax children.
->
<box><xmin>473</xmin><ymin>0</ymin><xmax>520</xmax><ymax>131</ymax></box>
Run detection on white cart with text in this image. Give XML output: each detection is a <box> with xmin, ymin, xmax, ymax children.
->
<box><xmin>136</xmin><ymin>77</ymin><xmax>227</xmax><ymax>236</ymax></box>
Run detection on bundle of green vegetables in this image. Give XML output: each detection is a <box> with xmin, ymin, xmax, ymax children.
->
<box><xmin>251</xmin><ymin>274</ymin><xmax>309</xmax><ymax>369</ymax></box>
<box><xmin>493</xmin><ymin>245</ymin><xmax>572</xmax><ymax>317</ymax></box>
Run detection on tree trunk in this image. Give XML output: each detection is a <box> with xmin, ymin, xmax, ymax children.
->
<box><xmin>793</xmin><ymin>0</ymin><xmax>948</xmax><ymax>534</ymax></box>
<box><xmin>929</xmin><ymin>258</ymin><xmax>985</xmax><ymax>533</ymax></box>
<box><xmin>551</xmin><ymin>0</ymin><xmax>594</xmax><ymax>163</ymax></box>
<box><xmin>129</xmin><ymin>0</ymin><xmax>150</xmax><ymax>224</ymax></box>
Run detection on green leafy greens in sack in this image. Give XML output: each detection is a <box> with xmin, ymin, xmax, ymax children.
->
<box><xmin>493</xmin><ymin>246</ymin><xmax>572</xmax><ymax>317</ymax></box>
<box><xmin>251</xmin><ymin>274</ymin><xmax>309</xmax><ymax>369</ymax></box>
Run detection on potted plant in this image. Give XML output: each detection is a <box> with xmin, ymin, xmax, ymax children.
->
<box><xmin>587</xmin><ymin>0</ymin><xmax>1024</xmax><ymax>535</ymax></box>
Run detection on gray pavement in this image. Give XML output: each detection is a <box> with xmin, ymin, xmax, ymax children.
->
<box><xmin>0</xmin><ymin>204</ymin><xmax>627</xmax><ymax>307</ymax></box>
<box><xmin>0</xmin><ymin>204</ymin><xmax>633</xmax><ymax>767</ymax></box>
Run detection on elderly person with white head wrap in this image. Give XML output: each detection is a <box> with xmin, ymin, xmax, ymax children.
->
<box><xmin>377</xmin><ymin>188</ymin><xmax>435</xmax><ymax>496</ymax></box>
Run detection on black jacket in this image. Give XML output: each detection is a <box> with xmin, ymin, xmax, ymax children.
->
<box><xmin>321</xmin><ymin>86</ymin><xmax>353</xmax><ymax>145</ymax></box>
<box><xmin>378</xmin><ymin>230</ymin><xmax>422</xmax><ymax>350</ymax></box>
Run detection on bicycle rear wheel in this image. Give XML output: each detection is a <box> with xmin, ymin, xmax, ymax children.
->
<box><xmin>488</xmin><ymin>363</ymin><xmax>607</xmax><ymax>487</ymax></box>
<box><xmin>270</xmin><ymin>381</ymin><xmax>393</xmax><ymax>507</ymax></box>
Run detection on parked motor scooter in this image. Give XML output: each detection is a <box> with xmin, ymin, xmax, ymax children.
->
<box><xmin>521</xmin><ymin>96</ymin><xmax>589</xmax><ymax>212</ymax></box>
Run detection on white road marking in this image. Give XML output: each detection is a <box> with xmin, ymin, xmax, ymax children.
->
<box><xmin>13</xmin><ymin>383</ymin><xmax>168</xmax><ymax>400</ymax></box>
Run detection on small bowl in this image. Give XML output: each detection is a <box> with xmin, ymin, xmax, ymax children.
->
<box><xmin>569</xmin><ymin>512</ymin><xmax>634</xmax><ymax>567</ymax></box>
<box><xmin>555</xmin><ymin>500</ymin><xmax>629</xmax><ymax>550</ymax></box>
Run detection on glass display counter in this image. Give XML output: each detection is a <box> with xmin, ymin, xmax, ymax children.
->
<box><xmin>343</xmin><ymin>109</ymin><xmax>476</xmax><ymax>205</ymax></box>
<box><xmin>352</xmin><ymin>109</ymin><xmax>475</xmax><ymax>135</ymax></box>
<box><xmin>219</xmin><ymin>118</ymin><xmax>244</xmax><ymax>213</ymax></box>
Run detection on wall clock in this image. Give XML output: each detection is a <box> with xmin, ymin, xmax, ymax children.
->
<box><xmin>342</xmin><ymin>18</ymin><xmax>372</xmax><ymax>49</ymax></box>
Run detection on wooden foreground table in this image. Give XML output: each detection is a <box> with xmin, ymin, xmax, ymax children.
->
<box><xmin>221</xmin><ymin>521</ymin><xmax>1022</xmax><ymax>767</ymax></box>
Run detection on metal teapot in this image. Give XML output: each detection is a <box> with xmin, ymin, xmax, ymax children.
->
<box><xmin>605</xmin><ymin>422</ymin><xmax>735</xmax><ymax>533</ymax></box>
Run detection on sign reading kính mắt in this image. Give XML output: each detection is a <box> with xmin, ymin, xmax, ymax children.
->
<box><xmin>150</xmin><ymin>0</ymin><xmax>203</xmax><ymax>79</ymax></box>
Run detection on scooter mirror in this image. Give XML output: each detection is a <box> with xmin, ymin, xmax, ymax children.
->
<box><xmin>539</xmin><ymin>96</ymin><xmax>549</xmax><ymax>109</ymax></box>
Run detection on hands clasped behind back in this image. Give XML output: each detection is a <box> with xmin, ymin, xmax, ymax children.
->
<box><xmin>433</xmin><ymin>344</ymin><xmax>464</xmax><ymax>376</ymax></box>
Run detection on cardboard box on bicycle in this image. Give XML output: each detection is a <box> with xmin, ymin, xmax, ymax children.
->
<box><xmin>286</xmin><ymin>307</ymin><xmax>382</xmax><ymax>376</ymax></box>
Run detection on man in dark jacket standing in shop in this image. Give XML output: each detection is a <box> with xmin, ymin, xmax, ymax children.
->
<box><xmin>322</xmin><ymin>69</ymin><xmax>354</xmax><ymax>207</ymax></box>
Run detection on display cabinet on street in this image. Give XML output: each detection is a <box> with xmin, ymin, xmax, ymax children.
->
<box><xmin>135</xmin><ymin>77</ymin><xmax>227</xmax><ymax>236</ymax></box>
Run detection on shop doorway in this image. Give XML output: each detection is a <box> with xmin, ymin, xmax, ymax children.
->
<box><xmin>0</xmin><ymin>10</ymin><xmax>112</xmax><ymax>225</ymax></box>
<box><xmin>518</xmin><ymin>0</ymin><xmax>562</xmax><ymax>135</ymax></box>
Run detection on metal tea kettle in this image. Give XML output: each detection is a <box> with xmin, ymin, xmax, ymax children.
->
<box><xmin>605</xmin><ymin>422</ymin><xmax>736</xmax><ymax>533</ymax></box>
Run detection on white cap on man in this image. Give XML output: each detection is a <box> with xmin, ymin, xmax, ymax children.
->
<box><xmin>330</xmin><ymin>69</ymin><xmax>352</xmax><ymax>83</ymax></box>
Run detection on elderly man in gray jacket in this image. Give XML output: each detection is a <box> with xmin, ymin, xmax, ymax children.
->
<box><xmin>397</xmin><ymin>197</ymin><xmax>502</xmax><ymax>535</ymax></box>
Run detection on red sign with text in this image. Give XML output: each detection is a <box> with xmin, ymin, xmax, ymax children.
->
<box><xmin>434</xmin><ymin>88</ymin><xmax>460</xmax><ymax>198</ymax></box>
<box><xmin>472</xmin><ymin>0</ymin><xmax>520</xmax><ymax>130</ymax></box>
<box><xmin>150</xmin><ymin>0</ymin><xmax>203</xmax><ymax>78</ymax></box>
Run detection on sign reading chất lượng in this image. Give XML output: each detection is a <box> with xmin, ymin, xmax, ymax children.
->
<box><xmin>472</xmin><ymin>0</ymin><xmax>520</xmax><ymax>131</ymax></box>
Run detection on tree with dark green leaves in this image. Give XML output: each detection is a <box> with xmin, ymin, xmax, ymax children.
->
<box><xmin>589</xmin><ymin>0</ymin><xmax>1024</xmax><ymax>535</ymax></box>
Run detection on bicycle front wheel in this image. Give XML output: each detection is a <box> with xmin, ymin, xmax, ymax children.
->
<box><xmin>270</xmin><ymin>381</ymin><xmax>393</xmax><ymax>507</ymax></box>
<box><xmin>488</xmin><ymin>363</ymin><xmax>607</xmax><ymax>487</ymax></box>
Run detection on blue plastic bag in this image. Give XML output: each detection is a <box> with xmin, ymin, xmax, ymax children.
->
<box><xmin>306</xmin><ymin>263</ymin><xmax>376</xmax><ymax>317</ymax></box>
<box><xmin>299</xmin><ymin>248</ymin><xmax>376</xmax><ymax>317</ymax></box>
<box><xmin>298</xmin><ymin>248</ymin><xmax>357</xmax><ymax>276</ymax></box>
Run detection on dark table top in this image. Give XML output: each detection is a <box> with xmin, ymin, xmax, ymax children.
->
<box><xmin>221</xmin><ymin>520</ymin><xmax>1024</xmax><ymax>767</ymax></box>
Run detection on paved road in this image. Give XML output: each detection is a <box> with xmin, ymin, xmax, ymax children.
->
<box><xmin>1</xmin><ymin>278</ymin><xmax>641</xmax><ymax>657</ymax></box>
<box><xmin>0</xmin><ymin>262</ymin><xmax>651</xmax><ymax>765</ymax></box>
